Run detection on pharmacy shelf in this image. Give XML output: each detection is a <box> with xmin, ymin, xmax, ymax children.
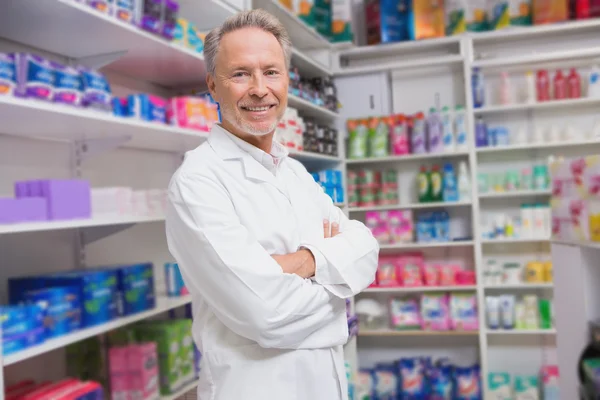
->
<box><xmin>0</xmin><ymin>0</ymin><xmax>206</xmax><ymax>88</ymax></box>
<box><xmin>481</xmin><ymin>238</ymin><xmax>550</xmax><ymax>245</ymax></box>
<box><xmin>287</xmin><ymin>149</ymin><xmax>341</xmax><ymax>165</ymax></box>
<box><xmin>182</xmin><ymin>0</ymin><xmax>240</xmax><ymax>31</ymax></box>
<box><xmin>4</xmin><ymin>296</ymin><xmax>191</xmax><ymax>366</ymax></box>
<box><xmin>362</xmin><ymin>285</ymin><xmax>477</xmax><ymax>294</ymax></box>
<box><xmin>346</xmin><ymin>151</ymin><xmax>469</xmax><ymax>165</ymax></box>
<box><xmin>475</xmin><ymin>139</ymin><xmax>600</xmax><ymax>155</ymax></box>
<box><xmin>0</xmin><ymin>214</ymin><xmax>165</xmax><ymax>235</ymax></box>
<box><xmin>349</xmin><ymin>200</ymin><xmax>471</xmax><ymax>213</ymax></box>
<box><xmin>334</xmin><ymin>55</ymin><xmax>464</xmax><ymax>76</ymax></box>
<box><xmin>486</xmin><ymin>328</ymin><xmax>556</xmax><ymax>335</ymax></box>
<box><xmin>379</xmin><ymin>241</ymin><xmax>475</xmax><ymax>251</ymax></box>
<box><xmin>252</xmin><ymin>0</ymin><xmax>331</xmax><ymax>50</ymax></box>
<box><xmin>359</xmin><ymin>329</ymin><xmax>479</xmax><ymax>337</ymax></box>
<box><xmin>552</xmin><ymin>239</ymin><xmax>600</xmax><ymax>249</ymax></box>
<box><xmin>161</xmin><ymin>380</ymin><xmax>200</xmax><ymax>400</ymax></box>
<box><xmin>0</xmin><ymin>96</ymin><xmax>208</xmax><ymax>153</ymax></box>
<box><xmin>291</xmin><ymin>48</ymin><xmax>330</xmax><ymax>78</ymax></box>
<box><xmin>484</xmin><ymin>283</ymin><xmax>554</xmax><ymax>290</ymax></box>
<box><xmin>474</xmin><ymin>97</ymin><xmax>600</xmax><ymax>115</ymax></box>
<box><xmin>479</xmin><ymin>190</ymin><xmax>552</xmax><ymax>199</ymax></box>
<box><xmin>472</xmin><ymin>46</ymin><xmax>600</xmax><ymax>68</ymax></box>
<box><xmin>287</xmin><ymin>94</ymin><xmax>339</xmax><ymax>121</ymax></box>
<box><xmin>334</xmin><ymin>203</ymin><xmax>346</xmax><ymax>208</ymax></box>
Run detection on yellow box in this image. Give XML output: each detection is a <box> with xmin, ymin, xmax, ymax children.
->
<box><xmin>525</xmin><ymin>261</ymin><xmax>545</xmax><ymax>283</ymax></box>
<box><xmin>412</xmin><ymin>0</ymin><xmax>445</xmax><ymax>40</ymax></box>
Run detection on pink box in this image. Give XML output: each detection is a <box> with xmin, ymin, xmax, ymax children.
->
<box><xmin>128</xmin><ymin>343</ymin><xmax>160</xmax><ymax>400</ymax></box>
<box><xmin>168</xmin><ymin>96</ymin><xmax>209</xmax><ymax>131</ymax></box>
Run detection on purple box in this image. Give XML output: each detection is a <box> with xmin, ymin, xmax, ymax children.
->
<box><xmin>0</xmin><ymin>198</ymin><xmax>48</xmax><ymax>224</ymax></box>
<box><xmin>14</xmin><ymin>53</ymin><xmax>54</xmax><ymax>101</ymax></box>
<box><xmin>161</xmin><ymin>0</ymin><xmax>179</xmax><ymax>40</ymax></box>
<box><xmin>40</xmin><ymin>179</ymin><xmax>91</xmax><ymax>220</ymax></box>
<box><xmin>138</xmin><ymin>0</ymin><xmax>162</xmax><ymax>35</ymax></box>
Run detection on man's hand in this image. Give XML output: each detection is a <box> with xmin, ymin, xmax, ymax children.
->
<box><xmin>271</xmin><ymin>219</ymin><xmax>341</xmax><ymax>278</ymax></box>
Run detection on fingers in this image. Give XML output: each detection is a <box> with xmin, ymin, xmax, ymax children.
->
<box><xmin>331</xmin><ymin>222</ymin><xmax>340</xmax><ymax>237</ymax></box>
<box><xmin>323</xmin><ymin>219</ymin><xmax>330</xmax><ymax>238</ymax></box>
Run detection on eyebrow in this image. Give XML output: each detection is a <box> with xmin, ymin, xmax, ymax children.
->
<box><xmin>228</xmin><ymin>63</ymin><xmax>283</xmax><ymax>71</ymax></box>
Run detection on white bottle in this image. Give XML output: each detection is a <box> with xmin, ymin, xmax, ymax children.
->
<box><xmin>454</xmin><ymin>105</ymin><xmax>468</xmax><ymax>152</ymax></box>
<box><xmin>441</xmin><ymin>106</ymin><xmax>455</xmax><ymax>152</ymax></box>
<box><xmin>458</xmin><ymin>161</ymin><xmax>471</xmax><ymax>201</ymax></box>
<box><xmin>500</xmin><ymin>71</ymin><xmax>512</xmax><ymax>105</ymax></box>
<box><xmin>521</xmin><ymin>204</ymin><xmax>533</xmax><ymax>239</ymax></box>
<box><xmin>525</xmin><ymin>71</ymin><xmax>536</xmax><ymax>104</ymax></box>
<box><xmin>589</xmin><ymin>63</ymin><xmax>600</xmax><ymax>98</ymax></box>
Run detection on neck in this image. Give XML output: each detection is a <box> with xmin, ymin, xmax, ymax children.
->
<box><xmin>221</xmin><ymin>122</ymin><xmax>275</xmax><ymax>153</ymax></box>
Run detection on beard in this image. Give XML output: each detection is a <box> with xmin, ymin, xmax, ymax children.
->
<box><xmin>219</xmin><ymin>101</ymin><xmax>282</xmax><ymax>137</ymax></box>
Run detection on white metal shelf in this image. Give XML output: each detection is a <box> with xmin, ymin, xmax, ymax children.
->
<box><xmin>287</xmin><ymin>149</ymin><xmax>341</xmax><ymax>164</ymax></box>
<box><xmin>552</xmin><ymin>239</ymin><xmax>600</xmax><ymax>249</ymax></box>
<box><xmin>474</xmin><ymin>97</ymin><xmax>600</xmax><ymax>115</ymax></box>
<box><xmin>287</xmin><ymin>94</ymin><xmax>339</xmax><ymax>121</ymax></box>
<box><xmin>0</xmin><ymin>96</ymin><xmax>208</xmax><ymax>153</ymax></box>
<box><xmin>0</xmin><ymin>0</ymin><xmax>207</xmax><ymax>88</ymax></box>
<box><xmin>349</xmin><ymin>200</ymin><xmax>471</xmax><ymax>213</ymax></box>
<box><xmin>481</xmin><ymin>238</ymin><xmax>550</xmax><ymax>244</ymax></box>
<box><xmin>334</xmin><ymin>55</ymin><xmax>464</xmax><ymax>76</ymax></box>
<box><xmin>359</xmin><ymin>329</ymin><xmax>479</xmax><ymax>337</ymax></box>
<box><xmin>479</xmin><ymin>190</ymin><xmax>552</xmax><ymax>199</ymax></box>
<box><xmin>476</xmin><ymin>139</ymin><xmax>600</xmax><ymax>154</ymax></box>
<box><xmin>486</xmin><ymin>328</ymin><xmax>556</xmax><ymax>335</ymax></box>
<box><xmin>379</xmin><ymin>241</ymin><xmax>475</xmax><ymax>250</ymax></box>
<box><xmin>161</xmin><ymin>379</ymin><xmax>200</xmax><ymax>400</ymax></box>
<box><xmin>362</xmin><ymin>285</ymin><xmax>477</xmax><ymax>294</ymax></box>
<box><xmin>472</xmin><ymin>46</ymin><xmax>600</xmax><ymax>68</ymax></box>
<box><xmin>291</xmin><ymin>48</ymin><xmax>330</xmax><ymax>78</ymax></box>
<box><xmin>484</xmin><ymin>283</ymin><xmax>554</xmax><ymax>290</ymax></box>
<box><xmin>4</xmin><ymin>296</ymin><xmax>191</xmax><ymax>366</ymax></box>
<box><xmin>346</xmin><ymin>151</ymin><xmax>469</xmax><ymax>165</ymax></box>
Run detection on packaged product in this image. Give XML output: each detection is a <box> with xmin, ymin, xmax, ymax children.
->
<box><xmin>365</xmin><ymin>0</ymin><xmax>411</xmax><ymax>44</ymax></box>
<box><xmin>376</xmin><ymin>256</ymin><xmax>399</xmax><ymax>286</ymax></box>
<box><xmin>373</xmin><ymin>365</ymin><xmax>397</xmax><ymax>399</ymax></box>
<box><xmin>420</xmin><ymin>293</ymin><xmax>450</xmax><ymax>330</ymax></box>
<box><xmin>366</xmin><ymin>211</ymin><xmax>389</xmax><ymax>243</ymax></box>
<box><xmin>488</xmin><ymin>372</ymin><xmax>512</xmax><ymax>399</ymax></box>
<box><xmin>355</xmin><ymin>370</ymin><xmax>374</xmax><ymax>399</ymax></box>
<box><xmin>368</xmin><ymin>116</ymin><xmax>390</xmax><ymax>157</ymax></box>
<box><xmin>533</xmin><ymin>0</ymin><xmax>568</xmax><ymax>24</ymax></box>
<box><xmin>410</xmin><ymin>0</ymin><xmax>445</xmax><ymax>40</ymax></box>
<box><xmin>541</xmin><ymin>365</ymin><xmax>560</xmax><ymax>400</ymax></box>
<box><xmin>313</xmin><ymin>0</ymin><xmax>333</xmax><ymax>38</ymax></box>
<box><xmin>454</xmin><ymin>365</ymin><xmax>482</xmax><ymax>400</ymax></box>
<box><xmin>538</xmin><ymin>299</ymin><xmax>552</xmax><ymax>329</ymax></box>
<box><xmin>390</xmin><ymin>114</ymin><xmax>410</xmax><ymax>155</ymax></box>
<box><xmin>486</xmin><ymin>296</ymin><xmax>500</xmax><ymax>330</ymax></box>
<box><xmin>510</xmin><ymin>0</ymin><xmax>532</xmax><ymax>25</ymax></box>
<box><xmin>388</xmin><ymin>210</ymin><xmax>413</xmax><ymax>243</ymax></box>
<box><xmin>14</xmin><ymin>53</ymin><xmax>54</xmax><ymax>101</ymax></box>
<box><xmin>25</xmin><ymin>286</ymin><xmax>82</xmax><ymax>338</ymax></box>
<box><xmin>488</xmin><ymin>0</ymin><xmax>510</xmax><ymax>29</ymax></box>
<box><xmin>446</xmin><ymin>0</ymin><xmax>488</xmax><ymax>34</ymax></box>
<box><xmin>389</xmin><ymin>298</ymin><xmax>421</xmax><ymax>330</ymax></box>
<box><xmin>347</xmin><ymin>119</ymin><xmax>369</xmax><ymax>159</ymax></box>
<box><xmin>422</xmin><ymin>263</ymin><xmax>439</xmax><ymax>286</ymax></box>
<box><xmin>397</xmin><ymin>253</ymin><xmax>424</xmax><ymax>286</ymax></box>
<box><xmin>397</xmin><ymin>358</ymin><xmax>428</xmax><ymax>397</ymax></box>
<box><xmin>499</xmin><ymin>294</ymin><xmax>515</xmax><ymax>329</ymax></box>
<box><xmin>51</xmin><ymin>62</ymin><xmax>83</xmax><ymax>106</ymax></box>
<box><xmin>332</xmin><ymin>0</ymin><xmax>354</xmax><ymax>42</ymax></box>
<box><xmin>78</xmin><ymin>66</ymin><xmax>112</xmax><ymax>111</ymax></box>
<box><xmin>450</xmin><ymin>292</ymin><xmax>479</xmax><ymax>330</ymax></box>
<box><xmin>0</xmin><ymin>53</ymin><xmax>16</xmax><ymax>95</ymax></box>
<box><xmin>298</xmin><ymin>0</ymin><xmax>316</xmax><ymax>26</ymax></box>
<box><xmin>514</xmin><ymin>375</ymin><xmax>539</xmax><ymax>400</ymax></box>
<box><xmin>429</xmin><ymin>364</ymin><xmax>453</xmax><ymax>399</ymax></box>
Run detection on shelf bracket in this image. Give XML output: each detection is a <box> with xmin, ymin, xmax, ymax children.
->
<box><xmin>81</xmin><ymin>223</ymin><xmax>137</xmax><ymax>245</ymax></box>
<box><xmin>75</xmin><ymin>136</ymin><xmax>131</xmax><ymax>162</ymax></box>
<box><xmin>74</xmin><ymin>50</ymin><xmax>128</xmax><ymax>69</ymax></box>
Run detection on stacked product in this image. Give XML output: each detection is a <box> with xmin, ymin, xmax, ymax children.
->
<box><xmin>303</xmin><ymin>120</ymin><xmax>339</xmax><ymax>156</ymax></box>
<box><xmin>164</xmin><ymin>262</ymin><xmax>189</xmax><ymax>297</ymax></box>
<box><xmin>417</xmin><ymin>162</ymin><xmax>471</xmax><ymax>204</ymax></box>
<box><xmin>415</xmin><ymin>210</ymin><xmax>454</xmax><ymax>243</ymax></box>
<box><xmin>481</xmin><ymin>203</ymin><xmax>551</xmax><ymax>240</ymax></box>
<box><xmin>347</xmin><ymin>107</ymin><xmax>468</xmax><ymax>159</ymax></box>
<box><xmin>312</xmin><ymin>169</ymin><xmax>345</xmax><ymax>204</ymax></box>
<box><xmin>365</xmin><ymin>210</ymin><xmax>413</xmax><ymax>244</ymax></box>
<box><xmin>355</xmin><ymin>358</ymin><xmax>481</xmax><ymax>400</ymax></box>
<box><xmin>488</xmin><ymin>365</ymin><xmax>560</xmax><ymax>400</ymax></box>
<box><xmin>0</xmin><ymin>52</ymin><xmax>112</xmax><ymax>110</ymax></box>
<box><xmin>485</xmin><ymin>294</ymin><xmax>554</xmax><ymax>331</ymax></box>
<box><xmin>550</xmin><ymin>155</ymin><xmax>600</xmax><ymax>242</ymax></box>
<box><xmin>4</xmin><ymin>379</ymin><xmax>103</xmax><ymax>399</ymax></box>
<box><xmin>173</xmin><ymin>18</ymin><xmax>207</xmax><ymax>54</ymax></box>
<box><xmin>275</xmin><ymin>107</ymin><xmax>305</xmax><ymax>151</ymax></box>
<box><xmin>1</xmin><ymin>263</ymin><xmax>155</xmax><ymax>356</ymax></box>
<box><xmin>371</xmin><ymin>253</ymin><xmax>476</xmax><ymax>288</ymax></box>
<box><xmin>90</xmin><ymin>187</ymin><xmax>168</xmax><ymax>218</ymax></box>
<box><xmin>356</xmin><ymin>292</ymin><xmax>479</xmax><ymax>332</ymax></box>
<box><xmin>0</xmin><ymin>179</ymin><xmax>90</xmax><ymax>225</ymax></box>
<box><xmin>478</xmin><ymin>165</ymin><xmax>550</xmax><ymax>194</ymax></box>
<box><xmin>347</xmin><ymin>169</ymin><xmax>398</xmax><ymax>207</ymax></box>
<box><xmin>365</xmin><ymin>0</ymin><xmax>599</xmax><ymax>45</ymax></box>
<box><xmin>289</xmin><ymin>67</ymin><xmax>338</xmax><ymax>112</ymax></box>
<box><xmin>483</xmin><ymin>258</ymin><xmax>553</xmax><ymax>286</ymax></box>
<box><xmin>108</xmin><ymin>341</ymin><xmax>160</xmax><ymax>400</ymax></box>
<box><xmin>277</xmin><ymin>0</ymin><xmax>336</xmax><ymax>39</ymax></box>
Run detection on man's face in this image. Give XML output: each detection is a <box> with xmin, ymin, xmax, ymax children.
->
<box><xmin>207</xmin><ymin>27</ymin><xmax>289</xmax><ymax>137</ymax></box>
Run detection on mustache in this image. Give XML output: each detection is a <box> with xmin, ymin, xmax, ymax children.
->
<box><xmin>239</xmin><ymin>102</ymin><xmax>278</xmax><ymax>107</ymax></box>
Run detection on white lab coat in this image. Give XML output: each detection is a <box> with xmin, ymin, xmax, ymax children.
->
<box><xmin>165</xmin><ymin>124</ymin><xmax>379</xmax><ymax>400</ymax></box>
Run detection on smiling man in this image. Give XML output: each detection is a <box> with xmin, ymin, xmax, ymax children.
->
<box><xmin>165</xmin><ymin>9</ymin><xmax>379</xmax><ymax>400</ymax></box>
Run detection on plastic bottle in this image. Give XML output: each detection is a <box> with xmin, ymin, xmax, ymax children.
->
<box><xmin>411</xmin><ymin>112</ymin><xmax>427</xmax><ymax>154</ymax></box>
<box><xmin>427</xmin><ymin>107</ymin><xmax>444</xmax><ymax>153</ymax></box>
<box><xmin>588</xmin><ymin>63</ymin><xmax>600</xmax><ymax>98</ymax></box>
<box><xmin>533</xmin><ymin>203</ymin><xmax>546</xmax><ymax>238</ymax></box>
<box><xmin>442</xmin><ymin>163</ymin><xmax>459</xmax><ymax>202</ymax></box>
<box><xmin>475</xmin><ymin>116</ymin><xmax>488</xmax><ymax>147</ymax></box>
<box><xmin>567</xmin><ymin>68</ymin><xmax>581</xmax><ymax>99</ymax></box>
<box><xmin>458</xmin><ymin>161</ymin><xmax>471</xmax><ymax>201</ymax></box>
<box><xmin>472</xmin><ymin>67</ymin><xmax>485</xmax><ymax>108</ymax></box>
<box><xmin>441</xmin><ymin>106</ymin><xmax>455</xmax><ymax>153</ymax></box>
<box><xmin>536</xmin><ymin>69</ymin><xmax>550</xmax><ymax>102</ymax></box>
<box><xmin>417</xmin><ymin>165</ymin><xmax>431</xmax><ymax>203</ymax></box>
<box><xmin>525</xmin><ymin>71</ymin><xmax>536</xmax><ymax>104</ymax></box>
<box><xmin>553</xmin><ymin>70</ymin><xmax>567</xmax><ymax>100</ymax></box>
<box><xmin>521</xmin><ymin>204</ymin><xmax>533</xmax><ymax>238</ymax></box>
<box><xmin>430</xmin><ymin>165</ymin><xmax>444</xmax><ymax>202</ymax></box>
<box><xmin>454</xmin><ymin>105</ymin><xmax>468</xmax><ymax>152</ymax></box>
<box><xmin>500</xmin><ymin>71</ymin><xmax>512</xmax><ymax>104</ymax></box>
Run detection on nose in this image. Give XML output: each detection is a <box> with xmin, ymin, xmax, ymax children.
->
<box><xmin>248</xmin><ymin>73</ymin><xmax>268</xmax><ymax>98</ymax></box>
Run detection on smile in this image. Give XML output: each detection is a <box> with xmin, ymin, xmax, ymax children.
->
<box><xmin>241</xmin><ymin>105</ymin><xmax>276</xmax><ymax>111</ymax></box>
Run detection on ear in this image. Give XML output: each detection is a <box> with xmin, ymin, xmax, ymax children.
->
<box><xmin>206</xmin><ymin>73</ymin><xmax>217</xmax><ymax>101</ymax></box>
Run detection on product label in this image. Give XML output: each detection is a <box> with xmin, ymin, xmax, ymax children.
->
<box><xmin>0</xmin><ymin>55</ymin><xmax>15</xmax><ymax>95</ymax></box>
<box><xmin>27</xmin><ymin>58</ymin><xmax>54</xmax><ymax>99</ymax></box>
<box><xmin>431</xmin><ymin>173</ymin><xmax>442</xmax><ymax>196</ymax></box>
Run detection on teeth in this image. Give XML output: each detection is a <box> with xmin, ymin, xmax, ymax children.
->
<box><xmin>245</xmin><ymin>106</ymin><xmax>270</xmax><ymax>111</ymax></box>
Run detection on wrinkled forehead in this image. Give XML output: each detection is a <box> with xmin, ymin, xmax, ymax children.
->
<box><xmin>216</xmin><ymin>27</ymin><xmax>286</xmax><ymax>71</ymax></box>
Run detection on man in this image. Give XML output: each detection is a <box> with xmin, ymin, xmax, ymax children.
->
<box><xmin>165</xmin><ymin>9</ymin><xmax>379</xmax><ymax>400</ymax></box>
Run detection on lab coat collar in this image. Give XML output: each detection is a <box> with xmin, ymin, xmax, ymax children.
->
<box><xmin>208</xmin><ymin>124</ymin><xmax>285</xmax><ymax>187</ymax></box>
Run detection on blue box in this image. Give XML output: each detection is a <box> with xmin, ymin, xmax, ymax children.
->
<box><xmin>127</xmin><ymin>94</ymin><xmax>167</xmax><ymax>124</ymax></box>
<box><xmin>0</xmin><ymin>304</ymin><xmax>46</xmax><ymax>355</ymax></box>
<box><xmin>113</xmin><ymin>262</ymin><xmax>156</xmax><ymax>316</ymax></box>
<box><xmin>9</xmin><ymin>269</ymin><xmax>119</xmax><ymax>328</ymax></box>
<box><xmin>165</xmin><ymin>263</ymin><xmax>187</xmax><ymax>297</ymax></box>
<box><xmin>25</xmin><ymin>286</ymin><xmax>82</xmax><ymax>338</ymax></box>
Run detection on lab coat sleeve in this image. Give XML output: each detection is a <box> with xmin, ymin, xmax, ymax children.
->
<box><xmin>298</xmin><ymin>173</ymin><xmax>379</xmax><ymax>299</ymax></box>
<box><xmin>165</xmin><ymin>172</ymin><xmax>348</xmax><ymax>350</ymax></box>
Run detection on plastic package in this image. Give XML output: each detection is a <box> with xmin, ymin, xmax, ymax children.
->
<box><xmin>420</xmin><ymin>293</ymin><xmax>450</xmax><ymax>330</ymax></box>
<box><xmin>488</xmin><ymin>372</ymin><xmax>512</xmax><ymax>399</ymax></box>
<box><xmin>397</xmin><ymin>358</ymin><xmax>428</xmax><ymax>397</ymax></box>
<box><xmin>486</xmin><ymin>296</ymin><xmax>500</xmax><ymax>329</ymax></box>
<box><xmin>389</xmin><ymin>298</ymin><xmax>421</xmax><ymax>330</ymax></box>
<box><xmin>398</xmin><ymin>254</ymin><xmax>423</xmax><ymax>286</ymax></box>
<box><xmin>373</xmin><ymin>365</ymin><xmax>397</xmax><ymax>399</ymax></box>
<box><xmin>376</xmin><ymin>257</ymin><xmax>399</xmax><ymax>287</ymax></box>
<box><xmin>423</xmin><ymin>264</ymin><xmax>439</xmax><ymax>286</ymax></box>
<box><xmin>450</xmin><ymin>292</ymin><xmax>479</xmax><ymax>330</ymax></box>
<box><xmin>500</xmin><ymin>294</ymin><xmax>516</xmax><ymax>329</ymax></box>
<box><xmin>514</xmin><ymin>375</ymin><xmax>539</xmax><ymax>400</ymax></box>
<box><xmin>454</xmin><ymin>365</ymin><xmax>482</xmax><ymax>400</ymax></box>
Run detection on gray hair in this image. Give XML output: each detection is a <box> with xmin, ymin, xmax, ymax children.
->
<box><xmin>204</xmin><ymin>9</ymin><xmax>292</xmax><ymax>76</ymax></box>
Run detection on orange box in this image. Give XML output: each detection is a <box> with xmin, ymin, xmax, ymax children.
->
<box><xmin>533</xmin><ymin>0</ymin><xmax>568</xmax><ymax>24</ymax></box>
<box><xmin>412</xmin><ymin>0</ymin><xmax>445</xmax><ymax>40</ymax></box>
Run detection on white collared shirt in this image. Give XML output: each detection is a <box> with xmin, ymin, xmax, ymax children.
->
<box><xmin>165</xmin><ymin>124</ymin><xmax>379</xmax><ymax>400</ymax></box>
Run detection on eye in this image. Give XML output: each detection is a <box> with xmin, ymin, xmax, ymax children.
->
<box><xmin>265</xmin><ymin>70</ymin><xmax>279</xmax><ymax>76</ymax></box>
<box><xmin>232</xmin><ymin>71</ymin><xmax>247</xmax><ymax>78</ymax></box>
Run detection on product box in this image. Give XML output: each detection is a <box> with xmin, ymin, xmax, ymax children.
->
<box><xmin>0</xmin><ymin>53</ymin><xmax>16</xmax><ymax>95</ymax></box>
<box><xmin>445</xmin><ymin>0</ymin><xmax>487</xmax><ymax>34</ymax></box>
<box><xmin>165</xmin><ymin>262</ymin><xmax>188</xmax><ymax>297</ymax></box>
<box><xmin>411</xmin><ymin>0</ymin><xmax>445</xmax><ymax>40</ymax></box>
<box><xmin>112</xmin><ymin>262</ymin><xmax>156</xmax><ymax>316</ymax></box>
<box><xmin>128</xmin><ymin>94</ymin><xmax>167</xmax><ymax>124</ymax></box>
<box><xmin>25</xmin><ymin>286</ymin><xmax>82</xmax><ymax>338</ymax></box>
<box><xmin>167</xmin><ymin>96</ymin><xmax>209</xmax><ymax>131</ymax></box>
<box><xmin>313</xmin><ymin>0</ymin><xmax>333</xmax><ymax>39</ymax></box>
<box><xmin>365</xmin><ymin>0</ymin><xmax>411</xmax><ymax>44</ymax></box>
<box><xmin>332</xmin><ymin>0</ymin><xmax>353</xmax><ymax>42</ymax></box>
<box><xmin>66</xmin><ymin>337</ymin><xmax>109</xmax><ymax>389</ymax></box>
<box><xmin>298</xmin><ymin>0</ymin><xmax>316</xmax><ymax>26</ymax></box>
<box><xmin>0</xmin><ymin>305</ymin><xmax>46</xmax><ymax>356</ymax></box>
<box><xmin>134</xmin><ymin>320</ymin><xmax>195</xmax><ymax>395</ymax></box>
<box><xmin>533</xmin><ymin>0</ymin><xmax>568</xmax><ymax>24</ymax></box>
<box><xmin>128</xmin><ymin>342</ymin><xmax>160</xmax><ymax>400</ymax></box>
